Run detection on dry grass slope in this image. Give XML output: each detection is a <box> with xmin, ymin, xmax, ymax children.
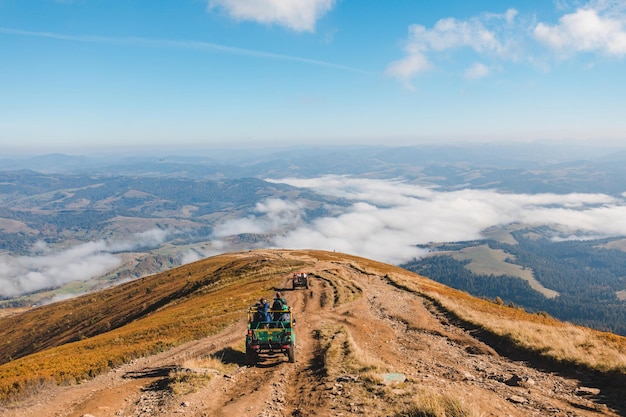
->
<box><xmin>0</xmin><ymin>250</ymin><xmax>310</xmax><ymax>403</ymax></box>
<box><xmin>1</xmin><ymin>248</ymin><xmax>625</xmax><ymax>409</ymax></box>
<box><xmin>379</xmin><ymin>264</ymin><xmax>626</xmax><ymax>375</ymax></box>
<box><xmin>301</xmin><ymin>250</ymin><xmax>626</xmax><ymax>377</ymax></box>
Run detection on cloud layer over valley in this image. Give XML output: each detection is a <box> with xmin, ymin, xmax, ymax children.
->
<box><xmin>0</xmin><ymin>229</ymin><xmax>169</xmax><ymax>298</ymax></box>
<box><xmin>212</xmin><ymin>177</ymin><xmax>626</xmax><ymax>264</ymax></box>
<box><xmin>4</xmin><ymin>177</ymin><xmax>626</xmax><ymax>298</ymax></box>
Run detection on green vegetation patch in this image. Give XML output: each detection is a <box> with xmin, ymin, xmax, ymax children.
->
<box><xmin>451</xmin><ymin>244</ymin><xmax>558</xmax><ymax>299</ymax></box>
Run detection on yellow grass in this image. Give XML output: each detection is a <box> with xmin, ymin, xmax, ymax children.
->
<box><xmin>438</xmin><ymin>294</ymin><xmax>626</xmax><ymax>372</ymax></box>
<box><xmin>169</xmin><ymin>350</ymin><xmax>239</xmax><ymax>395</ymax></box>
<box><xmin>168</xmin><ymin>368</ymin><xmax>212</xmax><ymax>396</ymax></box>
<box><xmin>299</xmin><ymin>251</ymin><xmax>626</xmax><ymax>376</ymax></box>
<box><xmin>401</xmin><ymin>390</ymin><xmax>477</xmax><ymax>417</ymax></box>
<box><xmin>2</xmin><ymin>248</ymin><xmax>625</xmax><ymax>406</ymax></box>
<box><xmin>383</xmin><ymin>268</ymin><xmax>626</xmax><ymax>374</ymax></box>
<box><xmin>0</xmin><ymin>250</ymin><xmax>311</xmax><ymax>404</ymax></box>
<box><xmin>317</xmin><ymin>322</ymin><xmax>385</xmax><ymax>378</ymax></box>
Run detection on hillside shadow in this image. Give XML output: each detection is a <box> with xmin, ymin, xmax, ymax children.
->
<box><xmin>308</xmin><ymin>329</ymin><xmax>328</xmax><ymax>377</ymax></box>
<box><xmin>122</xmin><ymin>366</ymin><xmax>177</xmax><ymax>380</ymax></box>
<box><xmin>213</xmin><ymin>347</ymin><xmax>246</xmax><ymax>366</ymax></box>
<box><xmin>121</xmin><ymin>366</ymin><xmax>177</xmax><ymax>393</ymax></box>
<box><xmin>273</xmin><ymin>286</ymin><xmax>294</xmax><ymax>293</ymax></box>
<box><xmin>212</xmin><ymin>346</ymin><xmax>285</xmax><ymax>369</ymax></box>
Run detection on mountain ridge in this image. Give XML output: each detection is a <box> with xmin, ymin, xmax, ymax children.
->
<box><xmin>1</xmin><ymin>249</ymin><xmax>624</xmax><ymax>416</ymax></box>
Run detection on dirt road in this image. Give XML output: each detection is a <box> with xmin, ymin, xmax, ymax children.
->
<box><xmin>1</xmin><ymin>257</ymin><xmax>621</xmax><ymax>417</ymax></box>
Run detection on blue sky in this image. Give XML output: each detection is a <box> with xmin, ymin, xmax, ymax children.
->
<box><xmin>1</xmin><ymin>0</ymin><xmax>626</xmax><ymax>153</ymax></box>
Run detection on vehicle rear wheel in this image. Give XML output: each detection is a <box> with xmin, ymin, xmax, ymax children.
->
<box><xmin>287</xmin><ymin>344</ymin><xmax>295</xmax><ymax>363</ymax></box>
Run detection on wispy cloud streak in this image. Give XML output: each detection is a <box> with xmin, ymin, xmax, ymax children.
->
<box><xmin>0</xmin><ymin>27</ymin><xmax>368</xmax><ymax>74</ymax></box>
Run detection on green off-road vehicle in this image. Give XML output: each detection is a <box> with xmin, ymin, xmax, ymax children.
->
<box><xmin>246</xmin><ymin>306</ymin><xmax>296</xmax><ymax>365</ymax></box>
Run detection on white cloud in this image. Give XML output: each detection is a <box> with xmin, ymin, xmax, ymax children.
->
<box><xmin>8</xmin><ymin>180</ymin><xmax>624</xmax><ymax>297</ymax></box>
<box><xmin>505</xmin><ymin>8</ymin><xmax>519</xmax><ymax>24</ymax></box>
<box><xmin>212</xmin><ymin>217</ymin><xmax>267</xmax><ymax>238</ymax></box>
<box><xmin>534</xmin><ymin>4</ymin><xmax>626</xmax><ymax>56</ymax></box>
<box><xmin>212</xmin><ymin>176</ymin><xmax>626</xmax><ymax>266</ymax></box>
<box><xmin>211</xmin><ymin>198</ymin><xmax>306</xmax><ymax>238</ymax></box>
<box><xmin>464</xmin><ymin>62</ymin><xmax>490</xmax><ymax>79</ymax></box>
<box><xmin>387</xmin><ymin>2</ymin><xmax>626</xmax><ymax>86</ymax></box>
<box><xmin>256</xmin><ymin>198</ymin><xmax>306</xmax><ymax>228</ymax></box>
<box><xmin>207</xmin><ymin>0</ymin><xmax>336</xmax><ymax>32</ymax></box>
<box><xmin>415</xmin><ymin>17</ymin><xmax>505</xmax><ymax>53</ymax></box>
<box><xmin>107</xmin><ymin>228</ymin><xmax>170</xmax><ymax>252</ymax></box>
<box><xmin>0</xmin><ymin>228</ymin><xmax>169</xmax><ymax>297</ymax></box>
<box><xmin>0</xmin><ymin>243</ymin><xmax>121</xmax><ymax>297</ymax></box>
<box><xmin>386</xmin><ymin>8</ymin><xmax>519</xmax><ymax>87</ymax></box>
<box><xmin>180</xmin><ymin>249</ymin><xmax>204</xmax><ymax>265</ymax></box>
<box><xmin>385</xmin><ymin>53</ymin><xmax>433</xmax><ymax>89</ymax></box>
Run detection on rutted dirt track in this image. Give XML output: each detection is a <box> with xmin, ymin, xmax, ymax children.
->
<box><xmin>1</xmin><ymin>253</ymin><xmax>622</xmax><ymax>417</ymax></box>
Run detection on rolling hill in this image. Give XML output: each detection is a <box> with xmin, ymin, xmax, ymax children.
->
<box><xmin>0</xmin><ymin>249</ymin><xmax>625</xmax><ymax>416</ymax></box>
<box><xmin>404</xmin><ymin>228</ymin><xmax>626</xmax><ymax>336</ymax></box>
<box><xmin>4</xmin><ymin>148</ymin><xmax>626</xmax><ymax>340</ymax></box>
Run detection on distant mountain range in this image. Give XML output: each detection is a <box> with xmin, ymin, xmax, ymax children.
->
<box><xmin>1</xmin><ymin>143</ymin><xmax>626</xmax><ymax>336</ymax></box>
<box><xmin>4</xmin><ymin>143</ymin><xmax>626</xmax><ymax>195</ymax></box>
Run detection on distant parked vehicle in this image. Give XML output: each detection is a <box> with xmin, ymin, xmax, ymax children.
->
<box><xmin>291</xmin><ymin>272</ymin><xmax>309</xmax><ymax>290</ymax></box>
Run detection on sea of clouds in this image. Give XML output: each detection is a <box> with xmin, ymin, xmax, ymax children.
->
<box><xmin>209</xmin><ymin>176</ymin><xmax>626</xmax><ymax>265</ymax></box>
<box><xmin>3</xmin><ymin>176</ymin><xmax>626</xmax><ymax>298</ymax></box>
<box><xmin>0</xmin><ymin>229</ymin><xmax>169</xmax><ymax>297</ymax></box>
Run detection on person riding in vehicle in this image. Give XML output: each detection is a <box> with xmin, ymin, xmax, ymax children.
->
<box><xmin>278</xmin><ymin>304</ymin><xmax>291</xmax><ymax>323</ymax></box>
<box><xmin>257</xmin><ymin>298</ymin><xmax>271</xmax><ymax>323</ymax></box>
<box><xmin>272</xmin><ymin>292</ymin><xmax>287</xmax><ymax>321</ymax></box>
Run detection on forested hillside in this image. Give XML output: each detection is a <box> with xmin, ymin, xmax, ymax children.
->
<box><xmin>402</xmin><ymin>232</ymin><xmax>626</xmax><ymax>336</ymax></box>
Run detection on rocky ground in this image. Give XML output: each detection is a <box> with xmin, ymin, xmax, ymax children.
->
<box><xmin>1</xmin><ymin>255</ymin><xmax>622</xmax><ymax>417</ymax></box>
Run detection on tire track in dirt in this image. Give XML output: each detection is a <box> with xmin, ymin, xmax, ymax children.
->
<box><xmin>282</xmin><ymin>270</ymin><xmax>336</xmax><ymax>417</ymax></box>
<box><xmin>164</xmin><ymin>271</ymin><xmax>324</xmax><ymax>417</ymax></box>
<box><xmin>183</xmin><ymin>262</ymin><xmax>620</xmax><ymax>417</ymax></box>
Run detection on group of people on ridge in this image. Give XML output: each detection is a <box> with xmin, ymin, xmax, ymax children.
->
<box><xmin>253</xmin><ymin>291</ymin><xmax>290</xmax><ymax>325</ymax></box>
